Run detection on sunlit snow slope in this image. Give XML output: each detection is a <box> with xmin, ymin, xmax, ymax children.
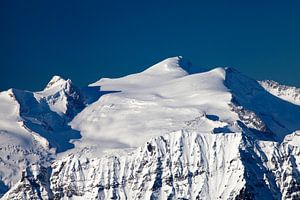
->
<box><xmin>70</xmin><ymin>57</ymin><xmax>235</xmax><ymax>154</ymax></box>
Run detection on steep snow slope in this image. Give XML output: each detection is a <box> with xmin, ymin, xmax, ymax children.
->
<box><xmin>1</xmin><ymin>56</ymin><xmax>300</xmax><ymax>199</ymax></box>
<box><xmin>259</xmin><ymin>80</ymin><xmax>300</xmax><ymax>106</ymax></box>
<box><xmin>3</xmin><ymin>131</ymin><xmax>246</xmax><ymax>200</ymax></box>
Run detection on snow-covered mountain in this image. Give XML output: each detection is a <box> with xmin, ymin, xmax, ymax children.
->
<box><xmin>259</xmin><ymin>80</ymin><xmax>300</xmax><ymax>106</ymax></box>
<box><xmin>1</xmin><ymin>56</ymin><xmax>300</xmax><ymax>199</ymax></box>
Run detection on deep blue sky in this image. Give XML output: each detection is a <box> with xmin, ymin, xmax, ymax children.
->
<box><xmin>1</xmin><ymin>0</ymin><xmax>300</xmax><ymax>91</ymax></box>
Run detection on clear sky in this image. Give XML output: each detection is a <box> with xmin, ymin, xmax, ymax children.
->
<box><xmin>1</xmin><ymin>0</ymin><xmax>300</xmax><ymax>91</ymax></box>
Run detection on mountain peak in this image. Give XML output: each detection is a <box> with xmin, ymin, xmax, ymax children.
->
<box><xmin>142</xmin><ymin>56</ymin><xmax>192</xmax><ymax>76</ymax></box>
<box><xmin>44</xmin><ymin>75</ymin><xmax>70</xmax><ymax>90</ymax></box>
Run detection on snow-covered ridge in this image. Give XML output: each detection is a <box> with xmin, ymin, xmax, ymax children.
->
<box><xmin>0</xmin><ymin>57</ymin><xmax>300</xmax><ymax>199</ymax></box>
<box><xmin>259</xmin><ymin>80</ymin><xmax>300</xmax><ymax>106</ymax></box>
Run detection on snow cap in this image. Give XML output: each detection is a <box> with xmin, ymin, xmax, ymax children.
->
<box><xmin>142</xmin><ymin>56</ymin><xmax>192</xmax><ymax>76</ymax></box>
<box><xmin>44</xmin><ymin>75</ymin><xmax>68</xmax><ymax>90</ymax></box>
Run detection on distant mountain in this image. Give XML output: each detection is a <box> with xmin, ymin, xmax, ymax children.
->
<box><xmin>259</xmin><ymin>80</ymin><xmax>300</xmax><ymax>106</ymax></box>
<box><xmin>1</xmin><ymin>57</ymin><xmax>300</xmax><ymax>199</ymax></box>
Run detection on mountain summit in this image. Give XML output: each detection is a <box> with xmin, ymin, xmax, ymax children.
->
<box><xmin>1</xmin><ymin>57</ymin><xmax>300</xmax><ymax>199</ymax></box>
<box><xmin>142</xmin><ymin>56</ymin><xmax>192</xmax><ymax>75</ymax></box>
<box><xmin>44</xmin><ymin>75</ymin><xmax>70</xmax><ymax>90</ymax></box>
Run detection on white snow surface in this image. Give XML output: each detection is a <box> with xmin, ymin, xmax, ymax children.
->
<box><xmin>1</xmin><ymin>56</ymin><xmax>300</xmax><ymax>199</ymax></box>
<box><xmin>35</xmin><ymin>76</ymin><xmax>72</xmax><ymax>116</ymax></box>
<box><xmin>70</xmin><ymin>56</ymin><xmax>237</xmax><ymax>155</ymax></box>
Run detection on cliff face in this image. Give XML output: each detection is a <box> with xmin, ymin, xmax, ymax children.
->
<box><xmin>4</xmin><ymin>130</ymin><xmax>300</xmax><ymax>200</ymax></box>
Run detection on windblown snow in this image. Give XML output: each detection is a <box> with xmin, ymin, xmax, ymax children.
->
<box><xmin>0</xmin><ymin>56</ymin><xmax>300</xmax><ymax>199</ymax></box>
